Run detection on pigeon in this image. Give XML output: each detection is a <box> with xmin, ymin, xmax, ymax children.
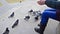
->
<box><xmin>35</xmin><ymin>16</ymin><xmax>39</xmax><ymax>21</ymax></box>
<box><xmin>36</xmin><ymin>11</ymin><xmax>42</xmax><ymax>18</ymax></box>
<box><xmin>32</xmin><ymin>12</ymin><xmax>36</xmax><ymax>16</ymax></box>
<box><xmin>24</xmin><ymin>15</ymin><xmax>30</xmax><ymax>21</ymax></box>
<box><xmin>12</xmin><ymin>19</ymin><xmax>19</xmax><ymax>28</ymax></box>
<box><xmin>8</xmin><ymin>12</ymin><xmax>14</xmax><ymax>18</ymax></box>
<box><xmin>3</xmin><ymin>27</ymin><xmax>9</xmax><ymax>34</ymax></box>
<box><xmin>29</xmin><ymin>9</ymin><xmax>33</xmax><ymax>13</ymax></box>
<box><xmin>37</xmin><ymin>11</ymin><xmax>42</xmax><ymax>16</ymax></box>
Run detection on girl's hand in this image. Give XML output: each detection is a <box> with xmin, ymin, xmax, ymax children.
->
<box><xmin>37</xmin><ymin>0</ymin><xmax>46</xmax><ymax>5</ymax></box>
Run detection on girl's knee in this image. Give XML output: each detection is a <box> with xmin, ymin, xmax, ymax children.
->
<box><xmin>42</xmin><ymin>11</ymin><xmax>48</xmax><ymax>15</ymax></box>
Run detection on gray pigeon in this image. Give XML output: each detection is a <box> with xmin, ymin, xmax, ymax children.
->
<box><xmin>12</xmin><ymin>19</ymin><xmax>19</xmax><ymax>28</ymax></box>
<box><xmin>24</xmin><ymin>15</ymin><xmax>30</xmax><ymax>21</ymax></box>
<box><xmin>35</xmin><ymin>16</ymin><xmax>39</xmax><ymax>21</ymax></box>
<box><xmin>8</xmin><ymin>12</ymin><xmax>14</xmax><ymax>18</ymax></box>
<box><xmin>3</xmin><ymin>27</ymin><xmax>9</xmax><ymax>34</ymax></box>
<box><xmin>29</xmin><ymin>9</ymin><xmax>33</xmax><ymax>13</ymax></box>
<box><xmin>32</xmin><ymin>12</ymin><xmax>36</xmax><ymax>16</ymax></box>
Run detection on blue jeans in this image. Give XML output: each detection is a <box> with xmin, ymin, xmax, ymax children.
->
<box><xmin>40</xmin><ymin>8</ymin><xmax>57</xmax><ymax>25</ymax></box>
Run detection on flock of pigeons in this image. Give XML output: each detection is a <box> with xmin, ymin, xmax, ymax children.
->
<box><xmin>3</xmin><ymin>9</ymin><xmax>42</xmax><ymax>34</ymax></box>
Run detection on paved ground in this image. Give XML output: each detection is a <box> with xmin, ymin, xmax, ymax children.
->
<box><xmin>0</xmin><ymin>0</ymin><xmax>59</xmax><ymax>34</ymax></box>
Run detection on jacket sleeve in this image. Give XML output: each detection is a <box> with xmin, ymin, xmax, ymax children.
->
<box><xmin>45</xmin><ymin>0</ymin><xmax>60</xmax><ymax>9</ymax></box>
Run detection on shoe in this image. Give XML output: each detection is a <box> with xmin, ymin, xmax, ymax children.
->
<box><xmin>34</xmin><ymin>23</ymin><xmax>47</xmax><ymax>34</ymax></box>
<box><xmin>34</xmin><ymin>27</ymin><xmax>43</xmax><ymax>34</ymax></box>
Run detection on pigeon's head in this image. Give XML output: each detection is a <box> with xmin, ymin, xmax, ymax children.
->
<box><xmin>6</xmin><ymin>27</ymin><xmax>9</xmax><ymax>31</ymax></box>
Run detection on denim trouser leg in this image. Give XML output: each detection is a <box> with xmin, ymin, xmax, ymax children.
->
<box><xmin>40</xmin><ymin>9</ymin><xmax>56</xmax><ymax>25</ymax></box>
